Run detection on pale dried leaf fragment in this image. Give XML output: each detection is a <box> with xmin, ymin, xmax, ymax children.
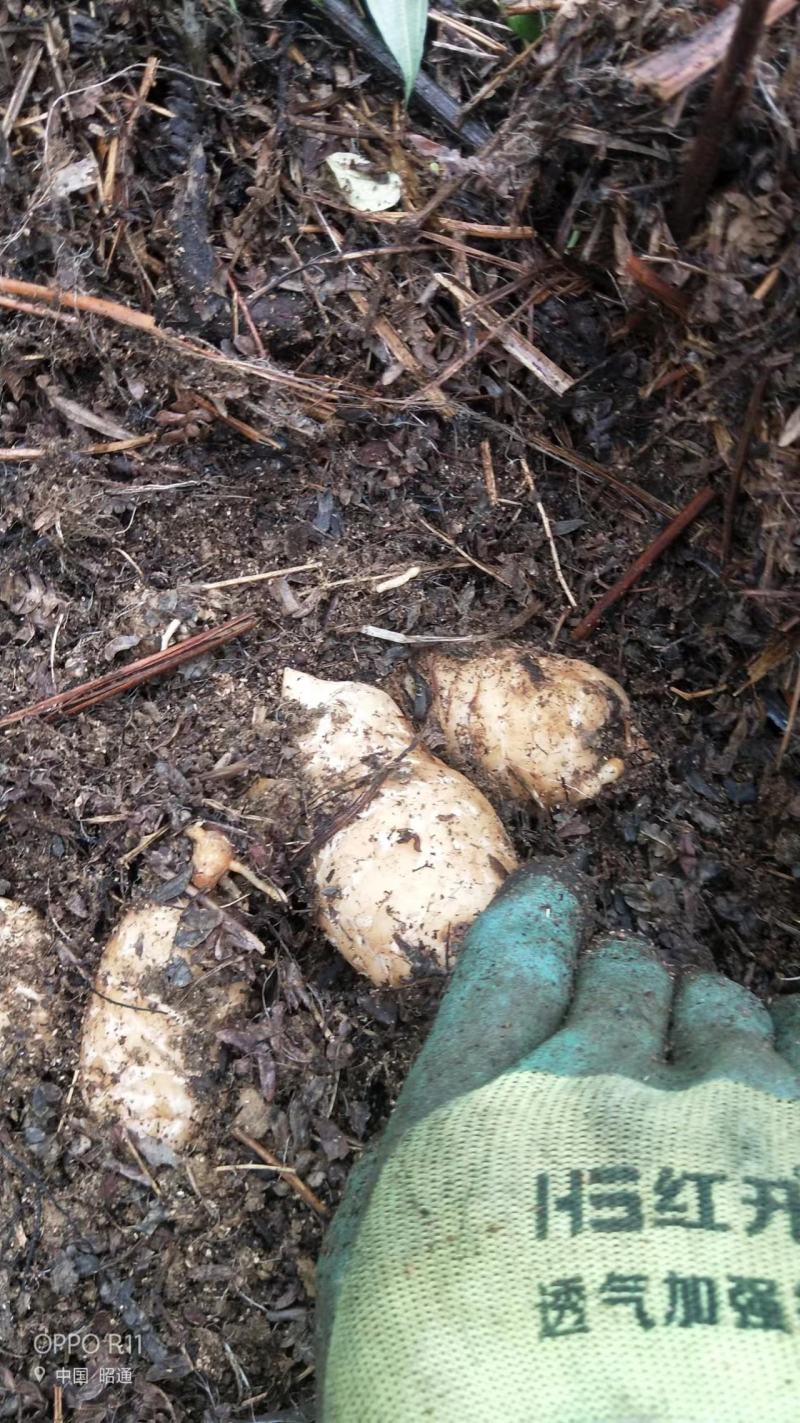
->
<box><xmin>325</xmin><ymin>152</ymin><xmax>403</xmax><ymax>212</ymax></box>
<box><xmin>778</xmin><ymin>405</ymin><xmax>800</xmax><ymax>449</ymax></box>
<box><xmin>50</xmin><ymin>154</ymin><xmax>101</xmax><ymax>198</ymax></box>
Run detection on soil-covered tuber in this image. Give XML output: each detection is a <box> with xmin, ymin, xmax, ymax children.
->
<box><xmin>418</xmin><ymin>646</ymin><xmax>644</xmax><ymax>808</ymax></box>
<box><xmin>282</xmin><ymin>668</ymin><xmax>517</xmax><ymax>987</ymax></box>
<box><xmin>0</xmin><ymin>899</ymin><xmax>56</xmax><ymax>1073</ymax></box>
<box><xmin>80</xmin><ymin>904</ymin><xmax>246</xmax><ymax>1148</ymax></box>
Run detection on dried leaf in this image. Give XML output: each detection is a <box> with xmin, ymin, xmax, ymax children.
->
<box><xmin>50</xmin><ymin>155</ymin><xmax>100</xmax><ymax>197</ymax></box>
<box><xmin>779</xmin><ymin>405</ymin><xmax>800</xmax><ymax>449</ymax></box>
<box><xmin>103</xmin><ymin>634</ymin><xmax>142</xmax><ymax>662</ymax></box>
<box><xmin>47</xmin><ymin>390</ymin><xmax>135</xmax><ymax>440</ymax></box>
<box><xmin>174</xmin><ymin>900</ymin><xmax>222</xmax><ymax>949</ymax></box>
<box><xmin>324</xmin><ymin>152</ymin><xmax>403</xmax><ymax>212</ymax></box>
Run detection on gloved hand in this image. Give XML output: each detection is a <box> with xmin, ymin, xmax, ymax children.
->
<box><xmin>316</xmin><ymin>862</ymin><xmax>800</xmax><ymax>1423</ymax></box>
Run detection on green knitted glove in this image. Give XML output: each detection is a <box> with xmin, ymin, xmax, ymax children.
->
<box><xmin>317</xmin><ymin>862</ymin><xmax>800</xmax><ymax>1423</ymax></box>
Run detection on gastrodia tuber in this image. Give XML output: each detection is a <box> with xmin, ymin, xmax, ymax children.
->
<box><xmin>282</xmin><ymin>668</ymin><xmax>517</xmax><ymax>987</ymax></box>
<box><xmin>0</xmin><ymin>899</ymin><xmax>56</xmax><ymax>1073</ymax></box>
<box><xmin>80</xmin><ymin>904</ymin><xmax>246</xmax><ymax>1148</ymax></box>
<box><xmin>418</xmin><ymin>645</ymin><xmax>644</xmax><ymax>808</ymax></box>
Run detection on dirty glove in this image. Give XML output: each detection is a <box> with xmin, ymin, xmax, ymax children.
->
<box><xmin>317</xmin><ymin>862</ymin><xmax>800</xmax><ymax>1423</ymax></box>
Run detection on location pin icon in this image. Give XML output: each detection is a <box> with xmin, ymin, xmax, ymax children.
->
<box><xmin>32</xmin><ymin>1365</ymin><xmax>45</xmax><ymax>1383</ymax></box>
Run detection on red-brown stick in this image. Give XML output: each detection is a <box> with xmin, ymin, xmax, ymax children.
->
<box><xmin>571</xmin><ymin>486</ymin><xmax>717</xmax><ymax>641</ymax></box>
<box><xmin>0</xmin><ymin>615</ymin><xmax>255</xmax><ymax>728</ymax></box>
<box><xmin>0</xmin><ymin>276</ymin><xmax>156</xmax><ymax>330</ymax></box>
<box><xmin>669</xmin><ymin>0</ymin><xmax>772</xmax><ymax>241</ymax></box>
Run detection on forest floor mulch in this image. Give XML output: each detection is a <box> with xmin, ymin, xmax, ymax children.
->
<box><xmin>0</xmin><ymin>0</ymin><xmax>798</xmax><ymax>1416</ymax></box>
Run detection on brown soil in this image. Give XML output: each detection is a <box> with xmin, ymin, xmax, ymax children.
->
<box><xmin>0</xmin><ymin>0</ymin><xmax>799</xmax><ymax>1417</ymax></box>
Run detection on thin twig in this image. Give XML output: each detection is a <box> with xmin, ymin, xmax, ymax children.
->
<box><xmin>414</xmin><ymin>514</ymin><xmax>515</xmax><ymax>589</ymax></box>
<box><xmin>459</xmin><ymin>29</ymin><xmax>543</xmax><ymax>116</ymax></box>
<box><xmin>197</xmin><ymin>561</ymin><xmax>320</xmax><ymax>591</ymax></box>
<box><xmin>123</xmin><ymin>55</ymin><xmax>159</xmax><ymax>139</ymax></box>
<box><xmin>361</xmin><ymin>598</ymin><xmax>541</xmax><ymax>645</ymax></box>
<box><xmin>0</xmin><ymin>276</ymin><xmax>156</xmax><ymax>329</ymax></box>
<box><xmin>480</xmin><ymin>440</ymin><xmax>498</xmax><ymax>506</ymax></box>
<box><xmin>571</xmin><ymin>486</ymin><xmax>718</xmax><ymax>640</ymax></box>
<box><xmin>435</xmin><ymin>272</ymin><xmax>574</xmax><ymax>396</ymax></box>
<box><xmin>226</xmin><ymin>271</ymin><xmax>266</xmax><ymax>359</ymax></box>
<box><xmin>410</xmin><ymin>288</ymin><xmax>545</xmax><ymax>408</ymax></box>
<box><xmin>0</xmin><ymin>615</ymin><xmax>255</xmax><ymax>728</ymax></box>
<box><xmin>721</xmin><ymin>374</ymin><xmax>768</xmax><ymax>573</ymax></box>
<box><xmin>521</xmin><ymin>459</ymin><xmax>576</xmax><ymax>607</ymax></box>
<box><xmin>1</xmin><ymin>42</ymin><xmax>43</xmax><ymax>137</ymax></box>
<box><xmin>347</xmin><ymin>287</ymin><xmax>452</xmax><ymax>412</ymax></box>
<box><xmin>0</xmin><ymin>275</ymin><xmax>349</xmax><ymax>406</ymax></box>
<box><xmin>324</xmin><ymin>559</ymin><xmax>466</xmax><ymax>591</ymax></box>
<box><xmin>188</xmin><ymin>391</ymin><xmax>282</xmax><ymax>448</ymax></box>
<box><xmin>49</xmin><ymin>613</ymin><xmax>65</xmax><ymax>692</ymax></box>
<box><xmin>669</xmin><ymin>0</ymin><xmax>773</xmax><ymax>241</ymax></box>
<box><xmin>523</xmin><ymin>430</ymin><xmax>676</xmax><ymax>518</ymax></box>
<box><xmin>0</xmin><ymin>293</ymin><xmax>78</xmax><ymax>325</ymax></box>
<box><xmin>777</xmin><ymin>658</ymin><xmax>800</xmax><ymax>767</ymax></box>
<box><xmin>125</xmin><ymin>1129</ymin><xmax>162</xmax><ymax>1195</ymax></box>
<box><xmin>230</xmin><ymin>1129</ymin><xmax>329</xmax><ymax>1217</ymax></box>
<box><xmin>0</xmin><ymin>434</ymin><xmax>156</xmax><ymax>461</ymax></box>
<box><xmin>436</xmin><ymin>220</ymin><xmax>536</xmax><ymax>239</ymax></box>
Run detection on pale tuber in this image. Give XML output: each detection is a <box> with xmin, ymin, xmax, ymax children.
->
<box><xmin>418</xmin><ymin>646</ymin><xmax>644</xmax><ymax>808</ymax></box>
<box><xmin>0</xmin><ymin>899</ymin><xmax>56</xmax><ymax>1072</ymax></box>
<box><xmin>186</xmin><ymin>821</ymin><xmax>287</xmax><ymax>904</ymax></box>
<box><xmin>282</xmin><ymin>668</ymin><xmax>517</xmax><ymax>987</ymax></box>
<box><xmin>186</xmin><ymin>822</ymin><xmax>235</xmax><ymax>891</ymax></box>
<box><xmin>80</xmin><ymin>904</ymin><xmax>246</xmax><ymax>1148</ymax></box>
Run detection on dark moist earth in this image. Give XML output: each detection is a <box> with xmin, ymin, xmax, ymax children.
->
<box><xmin>1</xmin><ymin>0</ymin><xmax>799</xmax><ymax>1417</ymax></box>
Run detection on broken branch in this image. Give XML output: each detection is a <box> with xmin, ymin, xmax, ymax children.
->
<box><xmin>571</xmin><ymin>486</ymin><xmax>717</xmax><ymax>641</ymax></box>
<box><xmin>0</xmin><ymin>615</ymin><xmax>255</xmax><ymax>729</ymax></box>
<box><xmin>669</xmin><ymin>0</ymin><xmax>773</xmax><ymax>242</ymax></box>
<box><xmin>0</xmin><ymin>276</ymin><xmax>156</xmax><ymax>330</ymax></box>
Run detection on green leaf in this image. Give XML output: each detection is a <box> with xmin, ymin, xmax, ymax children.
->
<box><xmin>365</xmin><ymin>0</ymin><xmax>428</xmax><ymax>101</ymax></box>
<box><xmin>506</xmin><ymin>11</ymin><xmax>544</xmax><ymax>42</ymax></box>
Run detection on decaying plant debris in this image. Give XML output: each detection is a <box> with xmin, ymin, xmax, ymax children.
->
<box><xmin>0</xmin><ymin>0</ymin><xmax>799</xmax><ymax>1416</ymax></box>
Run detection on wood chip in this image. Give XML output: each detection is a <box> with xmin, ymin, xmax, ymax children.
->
<box><xmin>627</xmin><ymin>0</ymin><xmax>797</xmax><ymax>101</ymax></box>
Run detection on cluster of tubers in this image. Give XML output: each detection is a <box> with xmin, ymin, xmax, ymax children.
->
<box><xmin>2</xmin><ymin>644</ymin><xmax>642</xmax><ymax>1152</ymax></box>
<box><xmin>285</xmin><ymin>646</ymin><xmax>644</xmax><ymax>988</ymax></box>
<box><xmin>282</xmin><ymin>669</ymin><xmax>517</xmax><ymax>987</ymax></box>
